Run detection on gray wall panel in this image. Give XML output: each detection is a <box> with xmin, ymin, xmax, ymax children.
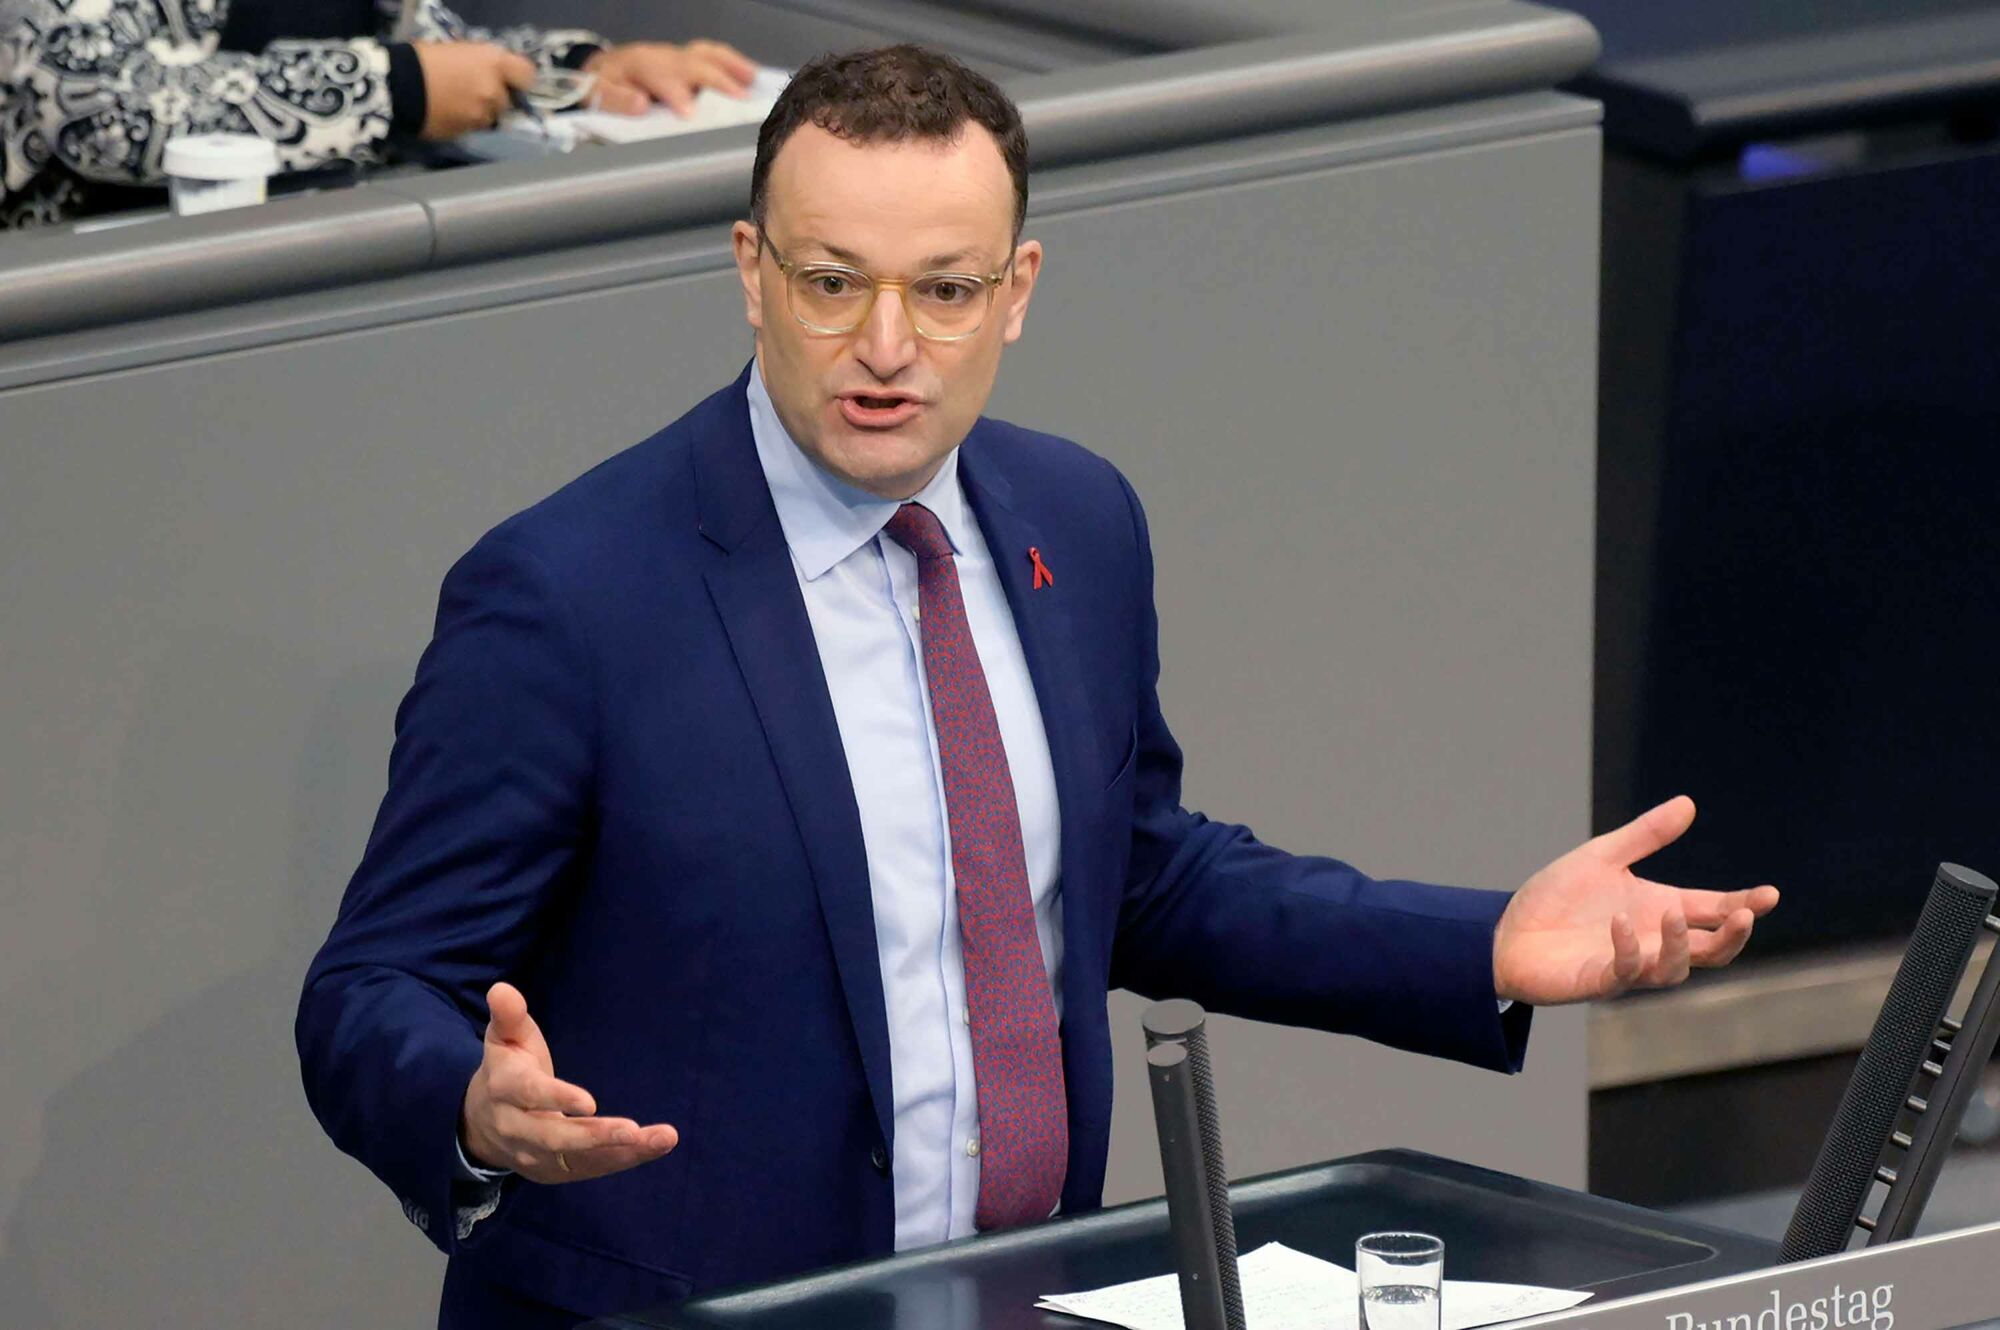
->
<box><xmin>0</xmin><ymin>278</ymin><xmax>756</xmax><ymax>1328</ymax></box>
<box><xmin>0</xmin><ymin>121</ymin><xmax>1597</xmax><ymax>1327</ymax></box>
<box><xmin>989</xmin><ymin>128</ymin><xmax>1599</xmax><ymax>1200</ymax></box>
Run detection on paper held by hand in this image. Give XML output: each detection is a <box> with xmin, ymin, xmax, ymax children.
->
<box><xmin>502</xmin><ymin>66</ymin><xmax>791</xmax><ymax>146</ymax></box>
<box><xmin>1035</xmin><ymin>1242</ymin><xmax>1592</xmax><ymax>1330</ymax></box>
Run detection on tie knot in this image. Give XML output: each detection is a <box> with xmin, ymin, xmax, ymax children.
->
<box><xmin>883</xmin><ymin>502</ymin><xmax>954</xmax><ymax>562</ymax></box>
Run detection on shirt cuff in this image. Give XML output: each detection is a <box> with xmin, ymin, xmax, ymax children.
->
<box><xmin>1497</xmin><ymin>998</ymin><xmax>1514</xmax><ymax>1013</ymax></box>
<box><xmin>455</xmin><ymin>1134</ymin><xmax>512</xmax><ymax>1184</ymax></box>
<box><xmin>455</xmin><ymin>1182</ymin><xmax>505</xmax><ymax>1240</ymax></box>
<box><xmin>387</xmin><ymin>41</ymin><xmax>427</xmax><ymax>138</ymax></box>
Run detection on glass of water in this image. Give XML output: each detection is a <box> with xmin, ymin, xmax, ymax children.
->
<box><xmin>1357</xmin><ymin>1232</ymin><xmax>1444</xmax><ymax>1330</ymax></box>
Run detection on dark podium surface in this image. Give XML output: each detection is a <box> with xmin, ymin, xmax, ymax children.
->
<box><xmin>1561</xmin><ymin>0</ymin><xmax>2000</xmax><ymax>160</ymax></box>
<box><xmin>588</xmin><ymin>1149</ymin><xmax>1778</xmax><ymax>1329</ymax></box>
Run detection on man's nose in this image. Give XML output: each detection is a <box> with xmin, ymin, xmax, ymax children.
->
<box><xmin>851</xmin><ymin>285</ymin><xmax>918</xmax><ymax>377</ymax></box>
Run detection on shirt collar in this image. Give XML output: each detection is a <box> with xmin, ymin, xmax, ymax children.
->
<box><xmin>747</xmin><ymin>355</ymin><xmax>970</xmax><ymax>581</ymax></box>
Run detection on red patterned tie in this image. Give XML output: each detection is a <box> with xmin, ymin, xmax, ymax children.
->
<box><xmin>883</xmin><ymin>501</ymin><xmax>1068</xmax><ymax>1231</ymax></box>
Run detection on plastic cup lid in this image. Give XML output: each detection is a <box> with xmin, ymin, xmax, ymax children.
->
<box><xmin>163</xmin><ymin>134</ymin><xmax>279</xmax><ymax>181</ymax></box>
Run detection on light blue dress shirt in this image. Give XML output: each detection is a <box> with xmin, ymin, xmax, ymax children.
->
<box><xmin>747</xmin><ymin>359</ymin><xmax>1065</xmax><ymax>1251</ymax></box>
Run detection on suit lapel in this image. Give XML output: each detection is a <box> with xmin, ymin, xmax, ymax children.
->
<box><xmin>696</xmin><ymin>371</ymin><xmax>894</xmax><ymax>1152</ymax></box>
<box><xmin>958</xmin><ymin>429</ymin><xmax>1106</xmax><ymax>1067</ymax></box>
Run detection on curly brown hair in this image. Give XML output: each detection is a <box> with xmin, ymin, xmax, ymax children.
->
<box><xmin>750</xmin><ymin>45</ymin><xmax>1029</xmax><ymax>240</ymax></box>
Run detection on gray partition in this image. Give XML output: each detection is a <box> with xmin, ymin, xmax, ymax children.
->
<box><xmin>450</xmin><ymin>0</ymin><xmax>1151</xmax><ymax>71</ymax></box>
<box><xmin>0</xmin><ymin>5</ymin><xmax>1603</xmax><ymax>1326</ymax></box>
<box><xmin>0</xmin><ymin>2</ymin><xmax>1596</xmax><ymax>349</ymax></box>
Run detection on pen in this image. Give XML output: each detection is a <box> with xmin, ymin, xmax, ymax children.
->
<box><xmin>507</xmin><ymin>84</ymin><xmax>552</xmax><ymax>137</ymax></box>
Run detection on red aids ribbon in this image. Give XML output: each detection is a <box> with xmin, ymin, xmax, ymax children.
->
<box><xmin>1028</xmin><ymin>547</ymin><xmax>1054</xmax><ymax>589</ymax></box>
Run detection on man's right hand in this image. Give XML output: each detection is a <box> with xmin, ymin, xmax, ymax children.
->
<box><xmin>412</xmin><ymin>42</ymin><xmax>537</xmax><ymax>141</ymax></box>
<box><xmin>460</xmin><ymin>982</ymin><xmax>679</xmax><ymax>1183</ymax></box>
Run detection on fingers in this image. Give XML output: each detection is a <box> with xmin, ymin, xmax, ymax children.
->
<box><xmin>1594</xmin><ymin>905</ymin><xmax>1698</xmax><ymax>997</ymax></box>
<box><xmin>543</xmin><ymin>1125</ymin><xmax>679</xmax><ymax>1182</ymax></box>
<box><xmin>593</xmin><ymin>81</ymin><xmax>651</xmax><ymax>116</ymax></box>
<box><xmin>486</xmin><ymin>1048</ymin><xmax>597</xmax><ymax>1117</ymax></box>
<box><xmin>486</xmin><ymin>981</ymin><xmax>529</xmax><ymax>1038</ymax></box>
<box><xmin>1655</xmin><ymin>907</ymin><xmax>1691</xmax><ymax>986</ymax></box>
<box><xmin>1575</xmin><ymin>884</ymin><xmax>1770</xmax><ymax>1001</ymax></box>
<box><xmin>499</xmin><ymin>51</ymin><xmax>536</xmax><ymax>90</ymax></box>
<box><xmin>463</xmin><ymin>995</ymin><xmax>676</xmax><ymax>1184</ymax></box>
<box><xmin>684</xmin><ymin>46</ymin><xmax>751</xmax><ymax>97</ymax></box>
<box><xmin>1588</xmin><ymin>795</ymin><xmax>1696</xmax><ymax>869</ymax></box>
<box><xmin>690</xmin><ymin>39</ymin><xmax>758</xmax><ymax>88</ymax></box>
<box><xmin>497</xmin><ymin>1109</ymin><xmax>639</xmax><ymax>1158</ymax></box>
<box><xmin>462</xmin><ymin>44</ymin><xmax>529</xmax><ymax>126</ymax></box>
<box><xmin>1593</xmin><ymin>911</ymin><xmax>1642</xmax><ymax>997</ymax></box>
<box><xmin>630</xmin><ymin>65</ymin><xmax>696</xmax><ymax>116</ymax></box>
<box><xmin>1666</xmin><ymin>883</ymin><xmax>1779</xmax><ymax>927</ymax></box>
<box><xmin>489</xmin><ymin>1109</ymin><xmax>680</xmax><ymax>1182</ymax></box>
<box><xmin>1688</xmin><ymin>906</ymin><xmax>1757</xmax><ymax>969</ymax></box>
<box><xmin>605</xmin><ymin>43</ymin><xmax>753</xmax><ymax>114</ymax></box>
<box><xmin>470</xmin><ymin>1048</ymin><xmax>669</xmax><ymax>1183</ymax></box>
<box><xmin>493</xmin><ymin>1109</ymin><xmax>638</xmax><ymax>1161</ymax></box>
<box><xmin>484</xmin><ymin>982</ymin><xmax>553</xmax><ymax>1065</ymax></box>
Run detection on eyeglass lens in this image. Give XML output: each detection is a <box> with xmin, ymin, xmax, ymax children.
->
<box><xmin>789</xmin><ymin>266</ymin><xmax>994</xmax><ymax>338</ymax></box>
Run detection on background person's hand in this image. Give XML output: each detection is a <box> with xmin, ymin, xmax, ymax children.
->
<box><xmin>1491</xmin><ymin>795</ymin><xmax>1781</xmax><ymax>1006</ymax></box>
<box><xmin>582</xmin><ymin>40</ymin><xmax>758</xmax><ymax>116</ymax></box>
<box><xmin>460</xmin><ymin>982</ymin><xmax>678</xmax><ymax>1183</ymax></box>
<box><xmin>412</xmin><ymin>41</ymin><xmax>537</xmax><ymax>140</ymax></box>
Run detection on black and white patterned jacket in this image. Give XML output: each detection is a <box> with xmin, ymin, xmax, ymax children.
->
<box><xmin>0</xmin><ymin>0</ymin><xmax>602</xmax><ymax>227</ymax></box>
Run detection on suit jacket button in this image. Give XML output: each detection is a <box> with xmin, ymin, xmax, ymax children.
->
<box><xmin>870</xmin><ymin>1145</ymin><xmax>889</xmax><ymax>1175</ymax></box>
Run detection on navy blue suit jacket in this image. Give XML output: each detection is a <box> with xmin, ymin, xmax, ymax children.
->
<box><xmin>297</xmin><ymin>365</ymin><xmax>1530</xmax><ymax>1324</ymax></box>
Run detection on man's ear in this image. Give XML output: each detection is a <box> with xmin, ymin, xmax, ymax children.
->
<box><xmin>999</xmin><ymin>239</ymin><xmax>1043</xmax><ymax>345</ymax></box>
<box><xmin>732</xmin><ymin>221</ymin><xmax>765</xmax><ymax>331</ymax></box>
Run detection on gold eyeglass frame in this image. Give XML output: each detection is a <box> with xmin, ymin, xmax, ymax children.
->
<box><xmin>761</xmin><ymin>236</ymin><xmax>1014</xmax><ymax>343</ymax></box>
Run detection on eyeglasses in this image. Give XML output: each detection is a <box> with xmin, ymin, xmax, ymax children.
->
<box><xmin>762</xmin><ymin>237</ymin><xmax>1013</xmax><ymax>342</ymax></box>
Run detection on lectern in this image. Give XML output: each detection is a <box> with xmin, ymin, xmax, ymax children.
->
<box><xmin>585</xmin><ymin>1150</ymin><xmax>1777</xmax><ymax>1329</ymax></box>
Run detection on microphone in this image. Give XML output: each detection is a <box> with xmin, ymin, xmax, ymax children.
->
<box><xmin>1144</xmin><ymin>999</ymin><xmax>1246</xmax><ymax>1330</ymax></box>
<box><xmin>1781</xmin><ymin>863</ymin><xmax>1999</xmax><ymax>1261</ymax></box>
<box><xmin>1870</xmin><ymin>866</ymin><xmax>2000</xmax><ymax>1245</ymax></box>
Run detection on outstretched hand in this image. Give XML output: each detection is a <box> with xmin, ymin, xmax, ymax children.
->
<box><xmin>1492</xmin><ymin>796</ymin><xmax>1780</xmax><ymax>1006</ymax></box>
<box><xmin>460</xmin><ymin>982</ymin><xmax>678</xmax><ymax>1183</ymax></box>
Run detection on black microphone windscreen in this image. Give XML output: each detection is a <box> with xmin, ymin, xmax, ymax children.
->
<box><xmin>1780</xmin><ymin>864</ymin><xmax>1998</xmax><ymax>1261</ymax></box>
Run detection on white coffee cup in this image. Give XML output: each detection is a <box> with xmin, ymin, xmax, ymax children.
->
<box><xmin>163</xmin><ymin>134</ymin><xmax>279</xmax><ymax>217</ymax></box>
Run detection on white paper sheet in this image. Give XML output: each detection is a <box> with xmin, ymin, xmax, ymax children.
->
<box><xmin>1035</xmin><ymin>1242</ymin><xmax>1592</xmax><ymax>1330</ymax></box>
<box><xmin>502</xmin><ymin>66</ymin><xmax>790</xmax><ymax>146</ymax></box>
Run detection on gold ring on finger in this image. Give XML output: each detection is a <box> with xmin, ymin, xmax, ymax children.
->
<box><xmin>557</xmin><ymin>1151</ymin><xmax>571</xmax><ymax>1174</ymax></box>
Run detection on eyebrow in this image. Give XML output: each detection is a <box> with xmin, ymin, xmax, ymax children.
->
<box><xmin>796</xmin><ymin>239</ymin><xmax>997</xmax><ymax>271</ymax></box>
<box><xmin>918</xmin><ymin>248</ymin><xmax>986</xmax><ymax>269</ymax></box>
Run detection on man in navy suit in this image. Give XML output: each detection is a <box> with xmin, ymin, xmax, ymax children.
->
<box><xmin>297</xmin><ymin>44</ymin><xmax>1778</xmax><ymax>1330</ymax></box>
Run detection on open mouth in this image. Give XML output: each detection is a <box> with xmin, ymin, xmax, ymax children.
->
<box><xmin>838</xmin><ymin>392</ymin><xmax>924</xmax><ymax>429</ymax></box>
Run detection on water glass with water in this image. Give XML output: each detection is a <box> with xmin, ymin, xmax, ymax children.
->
<box><xmin>1357</xmin><ymin>1231</ymin><xmax>1444</xmax><ymax>1330</ymax></box>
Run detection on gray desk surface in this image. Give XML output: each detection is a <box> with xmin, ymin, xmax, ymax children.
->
<box><xmin>0</xmin><ymin>0</ymin><xmax>1596</xmax><ymax>350</ymax></box>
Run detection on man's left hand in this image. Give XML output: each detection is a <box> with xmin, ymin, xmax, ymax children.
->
<box><xmin>1493</xmin><ymin>795</ymin><xmax>1780</xmax><ymax>1006</ymax></box>
<box><xmin>583</xmin><ymin>40</ymin><xmax>758</xmax><ymax>117</ymax></box>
